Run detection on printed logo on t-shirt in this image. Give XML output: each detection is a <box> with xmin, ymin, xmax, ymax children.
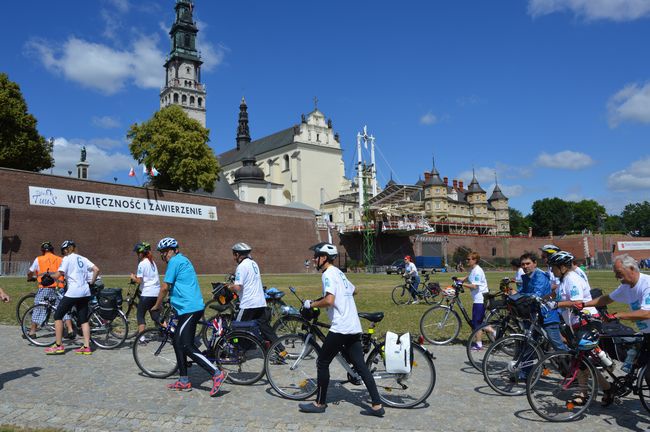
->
<box><xmin>473</xmin><ymin>275</ymin><xmax>480</xmax><ymax>282</ymax></box>
<box><xmin>631</xmin><ymin>300</ymin><xmax>641</xmax><ymax>311</ymax></box>
<box><xmin>645</xmin><ymin>295</ymin><xmax>650</xmax><ymax>306</ymax></box>
<box><xmin>570</xmin><ymin>286</ymin><xmax>579</xmax><ymax>297</ymax></box>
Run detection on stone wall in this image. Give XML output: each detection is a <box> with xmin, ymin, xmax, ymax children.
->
<box><xmin>0</xmin><ymin>168</ymin><xmax>319</xmax><ymax>275</ymax></box>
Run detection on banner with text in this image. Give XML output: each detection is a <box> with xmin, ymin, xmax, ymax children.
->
<box><xmin>29</xmin><ymin>186</ymin><xmax>217</xmax><ymax>221</ymax></box>
<box><xmin>617</xmin><ymin>241</ymin><xmax>650</xmax><ymax>251</ymax></box>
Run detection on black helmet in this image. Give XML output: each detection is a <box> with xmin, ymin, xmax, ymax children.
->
<box><xmin>133</xmin><ymin>241</ymin><xmax>151</xmax><ymax>253</ymax></box>
<box><xmin>548</xmin><ymin>251</ymin><xmax>574</xmax><ymax>267</ymax></box>
<box><xmin>60</xmin><ymin>240</ymin><xmax>76</xmax><ymax>253</ymax></box>
<box><xmin>41</xmin><ymin>241</ymin><xmax>54</xmax><ymax>252</ymax></box>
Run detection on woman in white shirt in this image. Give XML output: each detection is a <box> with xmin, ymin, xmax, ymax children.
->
<box><xmin>130</xmin><ymin>242</ymin><xmax>161</xmax><ymax>336</ymax></box>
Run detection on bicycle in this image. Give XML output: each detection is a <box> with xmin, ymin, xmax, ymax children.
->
<box><xmin>480</xmin><ymin>295</ymin><xmax>555</xmax><ymax>396</ymax></box>
<box><xmin>16</xmin><ymin>291</ymin><xmax>36</xmax><ymax>324</ymax></box>
<box><xmin>419</xmin><ymin>278</ymin><xmax>506</xmax><ymax>345</ymax></box>
<box><xmin>20</xmin><ymin>287</ymin><xmax>128</xmax><ymax>350</ymax></box>
<box><xmin>526</xmin><ymin>322</ymin><xmax>650</xmax><ymax>422</ymax></box>
<box><xmin>391</xmin><ymin>272</ymin><xmax>442</xmax><ymax>306</ymax></box>
<box><xmin>133</xmin><ymin>296</ymin><xmax>267</xmax><ymax>385</ymax></box>
<box><xmin>122</xmin><ymin>280</ymin><xmax>142</xmax><ymax>339</ymax></box>
<box><xmin>265</xmin><ymin>287</ymin><xmax>436</xmax><ymax>408</ymax></box>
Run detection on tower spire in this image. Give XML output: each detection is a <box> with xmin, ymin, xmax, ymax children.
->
<box><xmin>236</xmin><ymin>97</ymin><xmax>251</xmax><ymax>150</ymax></box>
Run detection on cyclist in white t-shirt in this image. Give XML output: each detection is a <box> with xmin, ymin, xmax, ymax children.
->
<box><xmin>45</xmin><ymin>240</ymin><xmax>99</xmax><ymax>355</ymax></box>
<box><xmin>129</xmin><ymin>242</ymin><xmax>161</xmax><ymax>336</ymax></box>
<box><xmin>459</xmin><ymin>252</ymin><xmax>491</xmax><ymax>350</ymax></box>
<box><xmin>404</xmin><ymin>255</ymin><xmax>420</xmax><ymax>304</ymax></box>
<box><xmin>298</xmin><ymin>242</ymin><xmax>384</xmax><ymax>417</ymax></box>
<box><xmin>228</xmin><ymin>243</ymin><xmax>281</xmax><ymax>347</ymax></box>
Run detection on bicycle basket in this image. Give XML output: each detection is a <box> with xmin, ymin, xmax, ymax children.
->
<box><xmin>485</xmin><ymin>293</ymin><xmax>507</xmax><ymax>310</ymax></box>
<box><xmin>97</xmin><ymin>288</ymin><xmax>122</xmax><ymax>320</ymax></box>
<box><xmin>300</xmin><ymin>307</ymin><xmax>320</xmax><ymax>321</ymax></box>
<box><xmin>211</xmin><ymin>282</ymin><xmax>237</xmax><ymax>305</ymax></box>
<box><xmin>427</xmin><ymin>282</ymin><xmax>441</xmax><ymax>296</ymax></box>
<box><xmin>506</xmin><ymin>294</ymin><xmax>538</xmax><ymax>320</ymax></box>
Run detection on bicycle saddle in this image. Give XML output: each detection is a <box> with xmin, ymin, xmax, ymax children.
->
<box><xmin>358</xmin><ymin>312</ymin><xmax>384</xmax><ymax>323</ymax></box>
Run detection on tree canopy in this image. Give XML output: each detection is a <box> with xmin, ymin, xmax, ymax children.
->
<box><xmin>530</xmin><ymin>198</ymin><xmax>574</xmax><ymax>236</ymax></box>
<box><xmin>0</xmin><ymin>73</ymin><xmax>53</xmax><ymax>171</ymax></box>
<box><xmin>621</xmin><ymin>201</ymin><xmax>650</xmax><ymax>237</ymax></box>
<box><xmin>127</xmin><ymin>105</ymin><xmax>219</xmax><ymax>192</ymax></box>
<box><xmin>509</xmin><ymin>207</ymin><xmax>530</xmax><ymax>236</ymax></box>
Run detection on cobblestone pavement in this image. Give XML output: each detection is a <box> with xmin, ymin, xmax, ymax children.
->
<box><xmin>1</xmin><ymin>324</ymin><xmax>649</xmax><ymax>432</ymax></box>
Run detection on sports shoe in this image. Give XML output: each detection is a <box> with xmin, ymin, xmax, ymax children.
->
<box><xmin>210</xmin><ymin>371</ymin><xmax>228</xmax><ymax>397</ymax></box>
<box><xmin>74</xmin><ymin>345</ymin><xmax>92</xmax><ymax>355</ymax></box>
<box><xmin>470</xmin><ymin>344</ymin><xmax>483</xmax><ymax>352</ymax></box>
<box><xmin>411</xmin><ymin>300</ymin><xmax>419</xmax><ymax>305</ymax></box>
<box><xmin>45</xmin><ymin>344</ymin><xmax>65</xmax><ymax>355</ymax></box>
<box><xmin>360</xmin><ymin>406</ymin><xmax>385</xmax><ymax>417</ymax></box>
<box><xmin>299</xmin><ymin>403</ymin><xmax>327</xmax><ymax>413</ymax></box>
<box><xmin>167</xmin><ymin>380</ymin><xmax>192</xmax><ymax>392</ymax></box>
<box><xmin>64</xmin><ymin>331</ymin><xmax>76</xmax><ymax>341</ymax></box>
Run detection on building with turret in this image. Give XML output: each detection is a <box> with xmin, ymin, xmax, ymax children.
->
<box><xmin>160</xmin><ymin>0</ymin><xmax>206</xmax><ymax>127</ymax></box>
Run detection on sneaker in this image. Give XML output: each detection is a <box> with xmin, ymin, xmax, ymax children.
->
<box><xmin>210</xmin><ymin>371</ymin><xmax>228</xmax><ymax>397</ymax></box>
<box><xmin>360</xmin><ymin>406</ymin><xmax>385</xmax><ymax>417</ymax></box>
<box><xmin>64</xmin><ymin>331</ymin><xmax>76</xmax><ymax>341</ymax></box>
<box><xmin>45</xmin><ymin>344</ymin><xmax>65</xmax><ymax>355</ymax></box>
<box><xmin>470</xmin><ymin>345</ymin><xmax>483</xmax><ymax>352</ymax></box>
<box><xmin>299</xmin><ymin>403</ymin><xmax>327</xmax><ymax>413</ymax></box>
<box><xmin>411</xmin><ymin>300</ymin><xmax>419</xmax><ymax>305</ymax></box>
<box><xmin>74</xmin><ymin>345</ymin><xmax>92</xmax><ymax>355</ymax></box>
<box><xmin>22</xmin><ymin>333</ymin><xmax>37</xmax><ymax>340</ymax></box>
<box><xmin>167</xmin><ymin>380</ymin><xmax>192</xmax><ymax>392</ymax></box>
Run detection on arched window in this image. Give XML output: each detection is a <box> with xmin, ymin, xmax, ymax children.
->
<box><xmin>190</xmin><ymin>96</ymin><xmax>195</xmax><ymax>105</ymax></box>
<box><xmin>283</xmin><ymin>155</ymin><xmax>290</xmax><ymax>171</ymax></box>
<box><xmin>258</xmin><ymin>197</ymin><xmax>266</xmax><ymax>205</ymax></box>
<box><xmin>173</xmin><ymin>93</ymin><xmax>179</xmax><ymax>103</ymax></box>
<box><xmin>181</xmin><ymin>94</ymin><xmax>187</xmax><ymax>104</ymax></box>
<box><xmin>198</xmin><ymin>97</ymin><xmax>203</xmax><ymax>107</ymax></box>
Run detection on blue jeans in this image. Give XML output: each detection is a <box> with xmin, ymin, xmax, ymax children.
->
<box><xmin>409</xmin><ymin>275</ymin><xmax>420</xmax><ymax>300</ymax></box>
<box><xmin>543</xmin><ymin>322</ymin><xmax>568</xmax><ymax>351</ymax></box>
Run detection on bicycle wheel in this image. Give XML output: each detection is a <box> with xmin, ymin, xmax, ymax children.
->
<box><xmin>214</xmin><ymin>331</ymin><xmax>266</xmax><ymax>385</ymax></box>
<box><xmin>200</xmin><ymin>313</ymin><xmax>234</xmax><ymax>349</ymax></box>
<box><xmin>366</xmin><ymin>342</ymin><xmax>436</xmax><ymax>408</ymax></box>
<box><xmin>132</xmin><ymin>328</ymin><xmax>178</xmax><ymax>378</ymax></box>
<box><xmin>637</xmin><ymin>364</ymin><xmax>650</xmax><ymax>414</ymax></box>
<box><xmin>89</xmin><ymin>310</ymin><xmax>128</xmax><ymax>349</ymax></box>
<box><xmin>16</xmin><ymin>292</ymin><xmax>36</xmax><ymax>324</ymax></box>
<box><xmin>265</xmin><ymin>334</ymin><xmax>320</xmax><ymax>400</ymax></box>
<box><xmin>466</xmin><ymin>321</ymin><xmax>514</xmax><ymax>371</ymax></box>
<box><xmin>526</xmin><ymin>351</ymin><xmax>596</xmax><ymax>422</ymax></box>
<box><xmin>421</xmin><ymin>289</ymin><xmax>442</xmax><ymax>306</ymax></box>
<box><xmin>482</xmin><ymin>335</ymin><xmax>542</xmax><ymax>396</ymax></box>
<box><xmin>391</xmin><ymin>285</ymin><xmax>411</xmax><ymax>305</ymax></box>
<box><xmin>21</xmin><ymin>304</ymin><xmax>57</xmax><ymax>347</ymax></box>
<box><xmin>419</xmin><ymin>306</ymin><xmax>461</xmax><ymax>345</ymax></box>
<box><xmin>123</xmin><ymin>298</ymin><xmax>140</xmax><ymax>339</ymax></box>
<box><xmin>272</xmin><ymin>315</ymin><xmax>308</xmax><ymax>336</ymax></box>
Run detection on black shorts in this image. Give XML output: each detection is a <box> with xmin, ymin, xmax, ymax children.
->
<box><xmin>136</xmin><ymin>296</ymin><xmax>160</xmax><ymax>325</ymax></box>
<box><xmin>54</xmin><ymin>296</ymin><xmax>91</xmax><ymax>324</ymax></box>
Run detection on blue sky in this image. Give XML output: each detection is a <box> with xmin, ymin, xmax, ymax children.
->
<box><xmin>3</xmin><ymin>0</ymin><xmax>650</xmax><ymax>214</ymax></box>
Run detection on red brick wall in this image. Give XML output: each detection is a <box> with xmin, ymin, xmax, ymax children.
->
<box><xmin>0</xmin><ymin>168</ymin><xmax>319</xmax><ymax>274</ymax></box>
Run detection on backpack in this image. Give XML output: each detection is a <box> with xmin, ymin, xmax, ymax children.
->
<box><xmin>97</xmin><ymin>288</ymin><xmax>123</xmax><ymax>320</ymax></box>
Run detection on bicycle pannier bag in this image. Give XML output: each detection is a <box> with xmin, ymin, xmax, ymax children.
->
<box><xmin>97</xmin><ymin>288</ymin><xmax>123</xmax><ymax>320</ymax></box>
<box><xmin>385</xmin><ymin>331</ymin><xmax>411</xmax><ymax>374</ymax></box>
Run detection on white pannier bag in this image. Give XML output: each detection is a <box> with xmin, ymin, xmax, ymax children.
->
<box><xmin>385</xmin><ymin>331</ymin><xmax>411</xmax><ymax>374</ymax></box>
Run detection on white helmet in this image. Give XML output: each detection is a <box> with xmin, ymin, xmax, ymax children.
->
<box><xmin>310</xmin><ymin>242</ymin><xmax>338</xmax><ymax>259</ymax></box>
<box><xmin>232</xmin><ymin>242</ymin><xmax>252</xmax><ymax>254</ymax></box>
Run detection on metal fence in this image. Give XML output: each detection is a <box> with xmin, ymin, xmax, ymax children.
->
<box><xmin>1</xmin><ymin>261</ymin><xmax>30</xmax><ymax>276</ymax></box>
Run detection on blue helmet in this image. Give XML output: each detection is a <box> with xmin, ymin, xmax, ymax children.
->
<box><xmin>156</xmin><ymin>237</ymin><xmax>178</xmax><ymax>251</ymax></box>
<box><xmin>575</xmin><ymin>327</ymin><xmax>599</xmax><ymax>351</ymax></box>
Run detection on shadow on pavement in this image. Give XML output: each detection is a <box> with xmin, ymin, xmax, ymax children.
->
<box><xmin>0</xmin><ymin>367</ymin><xmax>42</xmax><ymax>390</ymax></box>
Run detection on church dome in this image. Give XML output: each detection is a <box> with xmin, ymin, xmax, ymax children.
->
<box><xmin>234</xmin><ymin>156</ymin><xmax>265</xmax><ymax>182</ymax></box>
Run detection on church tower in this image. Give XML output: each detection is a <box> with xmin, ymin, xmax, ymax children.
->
<box><xmin>160</xmin><ymin>0</ymin><xmax>207</xmax><ymax>127</ymax></box>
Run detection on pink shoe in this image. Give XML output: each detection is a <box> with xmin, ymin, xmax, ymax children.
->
<box><xmin>44</xmin><ymin>344</ymin><xmax>65</xmax><ymax>355</ymax></box>
<box><xmin>167</xmin><ymin>380</ymin><xmax>192</xmax><ymax>392</ymax></box>
<box><xmin>74</xmin><ymin>345</ymin><xmax>92</xmax><ymax>355</ymax></box>
<box><xmin>210</xmin><ymin>371</ymin><xmax>228</xmax><ymax>397</ymax></box>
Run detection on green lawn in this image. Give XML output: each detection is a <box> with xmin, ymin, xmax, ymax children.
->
<box><xmin>0</xmin><ymin>269</ymin><xmax>635</xmax><ymax>343</ymax></box>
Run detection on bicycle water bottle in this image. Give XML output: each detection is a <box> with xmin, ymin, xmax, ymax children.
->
<box><xmin>622</xmin><ymin>347</ymin><xmax>638</xmax><ymax>374</ymax></box>
<box><xmin>594</xmin><ymin>347</ymin><xmax>613</xmax><ymax>369</ymax></box>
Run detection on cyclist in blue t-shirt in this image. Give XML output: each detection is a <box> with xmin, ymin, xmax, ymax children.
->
<box><xmin>152</xmin><ymin>237</ymin><xmax>227</xmax><ymax>396</ymax></box>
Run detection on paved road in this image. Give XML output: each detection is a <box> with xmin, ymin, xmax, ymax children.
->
<box><xmin>1</xmin><ymin>324</ymin><xmax>648</xmax><ymax>432</ymax></box>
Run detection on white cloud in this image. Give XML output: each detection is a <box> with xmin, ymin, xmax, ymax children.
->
<box><xmin>535</xmin><ymin>150</ymin><xmax>594</xmax><ymax>169</ymax></box>
<box><xmin>50</xmin><ymin>137</ymin><xmax>136</xmax><ymax>179</ymax></box>
<box><xmin>607</xmin><ymin>82</ymin><xmax>650</xmax><ymax>127</ymax></box>
<box><xmin>25</xmin><ymin>35</ymin><xmax>164</xmax><ymax>95</ymax></box>
<box><xmin>528</xmin><ymin>0</ymin><xmax>650</xmax><ymax>21</ymax></box>
<box><xmin>194</xmin><ymin>20</ymin><xmax>228</xmax><ymax>72</ymax></box>
<box><xmin>458</xmin><ymin>167</ymin><xmax>497</xmax><ymax>184</ymax></box>
<box><xmin>607</xmin><ymin>156</ymin><xmax>650</xmax><ymax>190</ymax></box>
<box><xmin>92</xmin><ymin>116</ymin><xmax>121</xmax><ymax>129</ymax></box>
<box><xmin>106</xmin><ymin>0</ymin><xmax>129</xmax><ymax>13</ymax></box>
<box><xmin>456</xmin><ymin>167</ymin><xmax>524</xmax><ymax>197</ymax></box>
<box><xmin>420</xmin><ymin>111</ymin><xmax>438</xmax><ymax>125</ymax></box>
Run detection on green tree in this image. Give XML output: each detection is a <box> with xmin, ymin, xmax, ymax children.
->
<box><xmin>621</xmin><ymin>201</ymin><xmax>650</xmax><ymax>237</ymax></box>
<box><xmin>451</xmin><ymin>246</ymin><xmax>470</xmax><ymax>267</ymax></box>
<box><xmin>508</xmin><ymin>207</ymin><xmax>530</xmax><ymax>236</ymax></box>
<box><xmin>570</xmin><ymin>199</ymin><xmax>606</xmax><ymax>232</ymax></box>
<box><xmin>530</xmin><ymin>198</ymin><xmax>573</xmax><ymax>236</ymax></box>
<box><xmin>0</xmin><ymin>73</ymin><xmax>53</xmax><ymax>171</ymax></box>
<box><xmin>604</xmin><ymin>215</ymin><xmax>625</xmax><ymax>233</ymax></box>
<box><xmin>128</xmin><ymin>105</ymin><xmax>219</xmax><ymax>192</ymax></box>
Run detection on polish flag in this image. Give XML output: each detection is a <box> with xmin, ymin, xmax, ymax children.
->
<box><xmin>143</xmin><ymin>165</ymin><xmax>149</xmax><ymax>175</ymax></box>
<box><xmin>150</xmin><ymin>167</ymin><xmax>160</xmax><ymax>177</ymax></box>
<box><xmin>128</xmin><ymin>167</ymin><xmax>135</xmax><ymax>177</ymax></box>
